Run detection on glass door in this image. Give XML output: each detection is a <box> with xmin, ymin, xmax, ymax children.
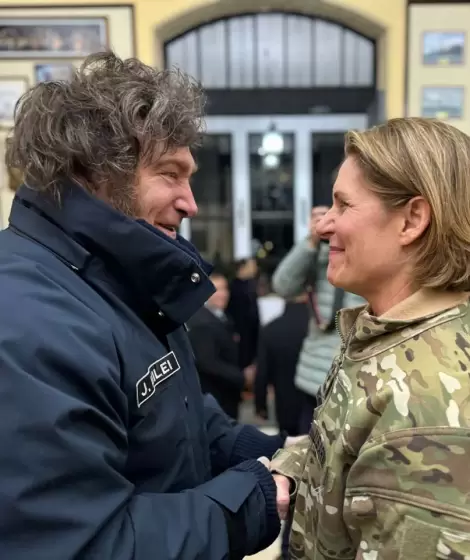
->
<box><xmin>184</xmin><ymin>114</ymin><xmax>368</xmax><ymax>263</ymax></box>
<box><xmin>182</xmin><ymin>134</ymin><xmax>234</xmax><ymax>265</ymax></box>
<box><xmin>249</xmin><ymin>132</ymin><xmax>295</xmax><ymax>261</ymax></box>
<box><xmin>311</xmin><ymin>132</ymin><xmax>348</xmax><ymax>207</ymax></box>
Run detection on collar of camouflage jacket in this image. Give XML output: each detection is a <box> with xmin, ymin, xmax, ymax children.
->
<box><xmin>338</xmin><ymin>289</ymin><xmax>469</xmax><ymax>359</ymax></box>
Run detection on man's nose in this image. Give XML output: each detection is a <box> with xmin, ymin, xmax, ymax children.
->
<box><xmin>177</xmin><ymin>186</ymin><xmax>198</xmax><ymax>218</ymax></box>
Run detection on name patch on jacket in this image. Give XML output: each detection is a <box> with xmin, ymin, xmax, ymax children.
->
<box><xmin>136</xmin><ymin>351</ymin><xmax>180</xmax><ymax>407</ymax></box>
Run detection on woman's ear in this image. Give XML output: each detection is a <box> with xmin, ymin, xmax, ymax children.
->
<box><xmin>399</xmin><ymin>196</ymin><xmax>430</xmax><ymax>247</ymax></box>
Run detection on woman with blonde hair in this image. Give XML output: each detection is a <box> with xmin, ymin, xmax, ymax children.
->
<box><xmin>271</xmin><ymin>117</ymin><xmax>470</xmax><ymax>560</ymax></box>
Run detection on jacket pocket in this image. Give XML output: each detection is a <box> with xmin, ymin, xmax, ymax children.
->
<box><xmin>436</xmin><ymin>527</ymin><xmax>470</xmax><ymax>559</ymax></box>
<box><xmin>398</xmin><ymin>516</ymin><xmax>470</xmax><ymax>560</ymax></box>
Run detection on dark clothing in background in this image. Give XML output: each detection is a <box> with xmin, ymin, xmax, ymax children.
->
<box><xmin>226</xmin><ymin>277</ymin><xmax>260</xmax><ymax>369</ymax></box>
<box><xmin>0</xmin><ymin>183</ymin><xmax>284</xmax><ymax>560</ymax></box>
<box><xmin>188</xmin><ymin>306</ymin><xmax>245</xmax><ymax>419</ymax></box>
<box><xmin>255</xmin><ymin>302</ymin><xmax>309</xmax><ymax>435</ymax></box>
<box><xmin>298</xmin><ymin>393</ymin><xmax>318</xmax><ymax>434</ymax></box>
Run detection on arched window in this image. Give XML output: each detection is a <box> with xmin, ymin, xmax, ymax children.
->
<box><xmin>164</xmin><ymin>12</ymin><xmax>375</xmax><ymax>89</ymax></box>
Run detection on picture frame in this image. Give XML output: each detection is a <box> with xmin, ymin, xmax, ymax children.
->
<box><xmin>35</xmin><ymin>63</ymin><xmax>75</xmax><ymax>83</ymax></box>
<box><xmin>421</xmin><ymin>86</ymin><xmax>465</xmax><ymax>120</ymax></box>
<box><xmin>0</xmin><ymin>17</ymin><xmax>108</xmax><ymax>59</ymax></box>
<box><xmin>0</xmin><ymin>76</ymin><xmax>28</xmax><ymax>126</ymax></box>
<box><xmin>422</xmin><ymin>31</ymin><xmax>465</xmax><ymax>66</ymax></box>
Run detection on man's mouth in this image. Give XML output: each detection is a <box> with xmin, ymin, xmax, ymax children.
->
<box><xmin>155</xmin><ymin>224</ymin><xmax>178</xmax><ymax>239</ymax></box>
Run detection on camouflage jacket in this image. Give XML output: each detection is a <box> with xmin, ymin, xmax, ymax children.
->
<box><xmin>272</xmin><ymin>289</ymin><xmax>470</xmax><ymax>560</ymax></box>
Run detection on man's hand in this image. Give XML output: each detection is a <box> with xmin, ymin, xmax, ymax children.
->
<box><xmin>284</xmin><ymin>435</ymin><xmax>309</xmax><ymax>448</ymax></box>
<box><xmin>273</xmin><ymin>474</ymin><xmax>290</xmax><ymax>520</ymax></box>
<box><xmin>257</xmin><ymin>457</ymin><xmax>291</xmax><ymax>520</ymax></box>
<box><xmin>309</xmin><ymin>206</ymin><xmax>329</xmax><ymax>248</ymax></box>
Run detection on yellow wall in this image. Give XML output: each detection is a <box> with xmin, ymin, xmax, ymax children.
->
<box><xmin>0</xmin><ymin>2</ymin><xmax>134</xmax><ymax>226</ymax></box>
<box><xmin>0</xmin><ymin>0</ymin><xmax>407</xmax><ymax>225</ymax></box>
<box><xmin>0</xmin><ymin>0</ymin><xmax>407</xmax><ymax>119</ymax></box>
<box><xmin>407</xmin><ymin>3</ymin><xmax>470</xmax><ymax>135</ymax></box>
<box><xmin>0</xmin><ymin>4</ymin><xmax>134</xmax><ymax>85</ymax></box>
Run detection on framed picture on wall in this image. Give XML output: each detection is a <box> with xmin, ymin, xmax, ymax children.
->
<box><xmin>0</xmin><ymin>76</ymin><xmax>28</xmax><ymax>126</ymax></box>
<box><xmin>0</xmin><ymin>18</ymin><xmax>108</xmax><ymax>58</ymax></box>
<box><xmin>421</xmin><ymin>86</ymin><xmax>465</xmax><ymax>119</ymax></box>
<box><xmin>35</xmin><ymin>63</ymin><xmax>75</xmax><ymax>83</ymax></box>
<box><xmin>422</xmin><ymin>31</ymin><xmax>465</xmax><ymax>65</ymax></box>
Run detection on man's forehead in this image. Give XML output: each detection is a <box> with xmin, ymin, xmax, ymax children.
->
<box><xmin>159</xmin><ymin>148</ymin><xmax>198</xmax><ymax>172</ymax></box>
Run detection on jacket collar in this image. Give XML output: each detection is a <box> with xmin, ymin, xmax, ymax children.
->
<box><xmin>9</xmin><ymin>182</ymin><xmax>215</xmax><ymax>325</ymax></box>
<box><xmin>338</xmin><ymin>288</ymin><xmax>469</xmax><ymax>356</ymax></box>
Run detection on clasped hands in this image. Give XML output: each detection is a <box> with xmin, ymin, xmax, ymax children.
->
<box><xmin>257</xmin><ymin>456</ymin><xmax>290</xmax><ymax>520</ymax></box>
<box><xmin>257</xmin><ymin>435</ymin><xmax>307</xmax><ymax>520</ymax></box>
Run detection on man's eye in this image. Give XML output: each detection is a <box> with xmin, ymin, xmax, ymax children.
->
<box><xmin>163</xmin><ymin>172</ymin><xmax>178</xmax><ymax>180</ymax></box>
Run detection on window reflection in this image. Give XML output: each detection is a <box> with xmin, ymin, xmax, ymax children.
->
<box><xmin>164</xmin><ymin>13</ymin><xmax>375</xmax><ymax>89</ymax></box>
<box><xmin>256</xmin><ymin>14</ymin><xmax>285</xmax><ymax>87</ymax></box>
<box><xmin>228</xmin><ymin>16</ymin><xmax>255</xmax><ymax>88</ymax></box>
<box><xmin>286</xmin><ymin>16</ymin><xmax>313</xmax><ymax>87</ymax></box>
<box><xmin>357</xmin><ymin>38</ymin><xmax>374</xmax><ymax>85</ymax></box>
<box><xmin>166</xmin><ymin>37</ymin><xmax>185</xmax><ymax>72</ymax></box>
<box><xmin>314</xmin><ymin>21</ymin><xmax>342</xmax><ymax>86</ymax></box>
<box><xmin>200</xmin><ymin>21</ymin><xmax>227</xmax><ymax>88</ymax></box>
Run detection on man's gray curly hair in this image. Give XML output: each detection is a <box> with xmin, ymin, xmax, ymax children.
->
<box><xmin>6</xmin><ymin>51</ymin><xmax>206</xmax><ymax>198</ymax></box>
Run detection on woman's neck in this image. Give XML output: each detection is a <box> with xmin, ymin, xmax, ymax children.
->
<box><xmin>366</xmin><ymin>278</ymin><xmax>417</xmax><ymax>317</ymax></box>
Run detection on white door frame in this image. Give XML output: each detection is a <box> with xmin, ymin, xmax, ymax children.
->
<box><xmin>184</xmin><ymin>114</ymin><xmax>368</xmax><ymax>259</ymax></box>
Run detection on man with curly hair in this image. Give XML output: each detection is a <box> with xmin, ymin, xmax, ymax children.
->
<box><xmin>0</xmin><ymin>52</ymin><xmax>290</xmax><ymax>559</ymax></box>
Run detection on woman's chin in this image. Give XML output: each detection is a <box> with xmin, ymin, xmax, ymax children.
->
<box><xmin>327</xmin><ymin>265</ymin><xmax>340</xmax><ymax>286</ymax></box>
<box><xmin>327</xmin><ymin>266</ymin><xmax>347</xmax><ymax>290</ymax></box>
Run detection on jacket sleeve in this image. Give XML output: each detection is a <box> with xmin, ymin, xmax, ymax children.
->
<box><xmin>203</xmin><ymin>394</ymin><xmax>286</xmax><ymax>474</ymax></box>
<box><xmin>345</xmin><ymin>429</ymin><xmax>470</xmax><ymax>560</ymax></box>
<box><xmin>270</xmin><ymin>437</ymin><xmax>310</xmax><ymax>494</ymax></box>
<box><xmin>189</xmin><ymin>324</ymin><xmax>245</xmax><ymax>390</ymax></box>
<box><xmin>272</xmin><ymin>238</ymin><xmax>317</xmax><ymax>298</ymax></box>
<box><xmin>0</xmin><ymin>302</ymin><xmax>278</xmax><ymax>560</ymax></box>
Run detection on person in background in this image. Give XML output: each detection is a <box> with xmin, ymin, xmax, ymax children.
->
<box><xmin>254</xmin><ymin>292</ymin><xmax>309</xmax><ymax>435</ymax></box>
<box><xmin>226</xmin><ymin>257</ymin><xmax>260</xmax><ymax>387</ymax></box>
<box><xmin>273</xmin><ymin>206</ymin><xmax>364</xmax><ymax>433</ymax></box>
<box><xmin>272</xmin><ymin>117</ymin><xmax>470</xmax><ymax>559</ymax></box>
<box><xmin>0</xmin><ymin>52</ymin><xmax>290</xmax><ymax>560</ymax></box>
<box><xmin>257</xmin><ymin>270</ymin><xmax>286</xmax><ymax>326</ymax></box>
<box><xmin>255</xmin><ymin>292</ymin><xmax>310</xmax><ymax>560</ymax></box>
<box><xmin>188</xmin><ymin>271</ymin><xmax>245</xmax><ymax>420</ymax></box>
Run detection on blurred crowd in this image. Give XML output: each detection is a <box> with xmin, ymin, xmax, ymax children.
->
<box><xmin>188</xmin><ymin>205</ymin><xmax>362</xmax><ymax>439</ymax></box>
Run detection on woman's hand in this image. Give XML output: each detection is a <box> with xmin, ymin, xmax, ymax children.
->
<box><xmin>309</xmin><ymin>206</ymin><xmax>329</xmax><ymax>248</ymax></box>
<box><xmin>258</xmin><ymin>457</ymin><xmax>291</xmax><ymax>520</ymax></box>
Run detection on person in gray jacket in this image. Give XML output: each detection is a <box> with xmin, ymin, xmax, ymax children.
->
<box><xmin>272</xmin><ymin>206</ymin><xmax>364</xmax><ymax>433</ymax></box>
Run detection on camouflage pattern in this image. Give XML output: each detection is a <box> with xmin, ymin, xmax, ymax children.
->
<box><xmin>271</xmin><ymin>291</ymin><xmax>470</xmax><ymax>559</ymax></box>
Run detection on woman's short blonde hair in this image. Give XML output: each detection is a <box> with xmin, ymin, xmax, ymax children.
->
<box><xmin>345</xmin><ymin>117</ymin><xmax>470</xmax><ymax>291</ymax></box>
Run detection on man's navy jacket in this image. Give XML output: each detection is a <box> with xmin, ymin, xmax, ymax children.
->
<box><xmin>0</xmin><ymin>183</ymin><xmax>283</xmax><ymax>559</ymax></box>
